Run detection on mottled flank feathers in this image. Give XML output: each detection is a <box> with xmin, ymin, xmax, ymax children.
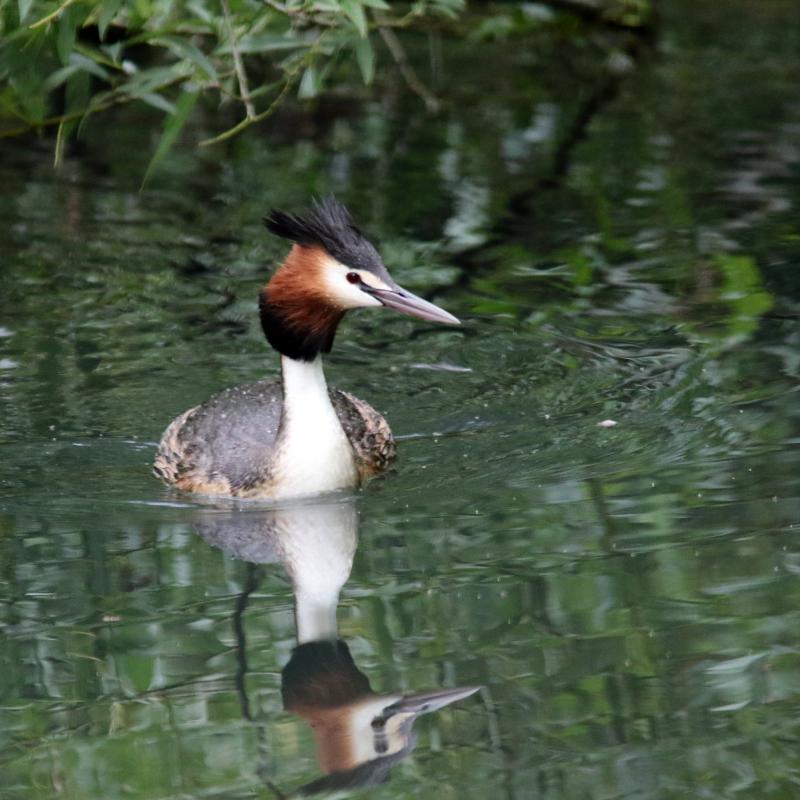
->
<box><xmin>153</xmin><ymin>379</ymin><xmax>396</xmax><ymax>499</ymax></box>
<box><xmin>333</xmin><ymin>389</ymin><xmax>396</xmax><ymax>478</ymax></box>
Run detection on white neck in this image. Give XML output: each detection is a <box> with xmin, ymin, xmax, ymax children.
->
<box><xmin>273</xmin><ymin>356</ymin><xmax>358</xmax><ymax>498</ymax></box>
<box><xmin>281</xmin><ymin>354</ymin><xmax>330</xmax><ymax>407</ymax></box>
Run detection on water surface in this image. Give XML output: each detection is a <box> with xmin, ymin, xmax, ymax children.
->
<box><xmin>1</xmin><ymin>1</ymin><xmax>800</xmax><ymax>797</ymax></box>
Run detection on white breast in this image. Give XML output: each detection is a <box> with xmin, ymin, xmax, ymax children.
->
<box><xmin>273</xmin><ymin>355</ymin><xmax>358</xmax><ymax>498</ymax></box>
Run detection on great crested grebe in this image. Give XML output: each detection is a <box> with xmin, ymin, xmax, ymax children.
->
<box><xmin>153</xmin><ymin>196</ymin><xmax>459</xmax><ymax>499</ymax></box>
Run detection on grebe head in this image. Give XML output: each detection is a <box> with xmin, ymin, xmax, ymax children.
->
<box><xmin>260</xmin><ymin>196</ymin><xmax>459</xmax><ymax>361</ymax></box>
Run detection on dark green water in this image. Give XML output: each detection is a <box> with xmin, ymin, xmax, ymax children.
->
<box><xmin>2</xmin><ymin>2</ymin><xmax>800</xmax><ymax>797</ymax></box>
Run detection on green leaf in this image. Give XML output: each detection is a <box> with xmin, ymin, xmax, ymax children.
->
<box><xmin>102</xmin><ymin>42</ymin><xmax>123</xmax><ymax>64</ymax></box>
<box><xmin>43</xmin><ymin>63</ymin><xmax>80</xmax><ymax>92</ymax></box>
<box><xmin>152</xmin><ymin>36</ymin><xmax>218</xmax><ymax>82</ymax></box>
<box><xmin>79</xmin><ymin>87</ymin><xmax>115</xmax><ymax>134</ymax></box>
<box><xmin>57</xmin><ymin>5</ymin><xmax>80</xmax><ymax>64</ymax></box>
<box><xmin>139</xmin><ymin>92</ymin><xmax>177</xmax><ymax>114</ymax></box>
<box><xmin>141</xmin><ymin>89</ymin><xmax>199</xmax><ymax>188</ymax></box>
<box><xmin>72</xmin><ymin>52</ymin><xmax>111</xmax><ymax>80</ymax></box>
<box><xmin>298</xmin><ymin>64</ymin><xmax>319</xmax><ymax>99</ymax></box>
<box><xmin>74</xmin><ymin>41</ymin><xmax>122</xmax><ymax>70</ymax></box>
<box><xmin>17</xmin><ymin>0</ymin><xmax>36</xmax><ymax>23</ymax></box>
<box><xmin>44</xmin><ymin>53</ymin><xmax>109</xmax><ymax>92</ymax></box>
<box><xmin>219</xmin><ymin>33</ymin><xmax>308</xmax><ymax>55</ymax></box>
<box><xmin>468</xmin><ymin>14</ymin><xmax>515</xmax><ymax>41</ymax></box>
<box><xmin>55</xmin><ymin>70</ymin><xmax>90</xmax><ymax>168</ymax></box>
<box><xmin>121</xmin><ymin>64</ymin><xmax>192</xmax><ymax>96</ymax></box>
<box><xmin>431</xmin><ymin>0</ymin><xmax>465</xmax><ymax>19</ymax></box>
<box><xmin>98</xmin><ymin>0</ymin><xmax>125</xmax><ymax>40</ymax></box>
<box><xmin>354</xmin><ymin>35</ymin><xmax>374</xmax><ymax>85</ymax></box>
<box><xmin>186</xmin><ymin>0</ymin><xmax>214</xmax><ymax>23</ymax></box>
<box><xmin>340</xmin><ymin>0</ymin><xmax>368</xmax><ymax>37</ymax></box>
<box><xmin>65</xmin><ymin>68</ymin><xmax>90</xmax><ymax>112</ymax></box>
<box><xmin>361</xmin><ymin>0</ymin><xmax>389</xmax><ymax>8</ymax></box>
<box><xmin>54</xmin><ymin>119</ymin><xmax>72</xmax><ymax>168</ymax></box>
<box><xmin>13</xmin><ymin>71</ymin><xmax>46</xmax><ymax>123</ymax></box>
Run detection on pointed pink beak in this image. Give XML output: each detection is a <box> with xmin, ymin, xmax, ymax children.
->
<box><xmin>366</xmin><ymin>284</ymin><xmax>460</xmax><ymax>325</ymax></box>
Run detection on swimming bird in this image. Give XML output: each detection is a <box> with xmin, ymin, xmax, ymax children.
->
<box><xmin>153</xmin><ymin>196</ymin><xmax>459</xmax><ymax>499</ymax></box>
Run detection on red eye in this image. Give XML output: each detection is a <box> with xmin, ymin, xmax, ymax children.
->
<box><xmin>346</xmin><ymin>272</ymin><xmax>360</xmax><ymax>284</ymax></box>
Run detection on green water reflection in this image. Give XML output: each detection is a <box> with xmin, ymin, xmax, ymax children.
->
<box><xmin>1</xmin><ymin>1</ymin><xmax>800</xmax><ymax>797</ymax></box>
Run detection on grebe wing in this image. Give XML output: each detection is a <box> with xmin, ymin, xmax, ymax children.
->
<box><xmin>153</xmin><ymin>380</ymin><xmax>283</xmax><ymax>496</ymax></box>
<box><xmin>330</xmin><ymin>389</ymin><xmax>396</xmax><ymax>480</ymax></box>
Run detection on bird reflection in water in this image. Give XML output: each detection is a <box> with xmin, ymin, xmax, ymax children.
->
<box><xmin>194</xmin><ymin>498</ymin><xmax>479</xmax><ymax>795</ymax></box>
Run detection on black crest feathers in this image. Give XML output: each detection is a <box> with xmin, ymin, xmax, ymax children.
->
<box><xmin>264</xmin><ymin>196</ymin><xmax>389</xmax><ymax>278</ymax></box>
<box><xmin>265</xmin><ymin>195</ymin><xmax>358</xmax><ymax>247</ymax></box>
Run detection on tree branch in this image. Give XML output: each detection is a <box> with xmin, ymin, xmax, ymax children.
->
<box><xmin>378</xmin><ymin>26</ymin><xmax>439</xmax><ymax>113</ymax></box>
<box><xmin>221</xmin><ymin>0</ymin><xmax>256</xmax><ymax>119</ymax></box>
<box><xmin>29</xmin><ymin>0</ymin><xmax>77</xmax><ymax>29</ymax></box>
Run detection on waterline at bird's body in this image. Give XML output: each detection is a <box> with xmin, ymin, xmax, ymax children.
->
<box><xmin>153</xmin><ymin>196</ymin><xmax>458</xmax><ymax>500</ymax></box>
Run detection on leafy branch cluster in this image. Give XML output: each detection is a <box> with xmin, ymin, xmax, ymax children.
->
<box><xmin>0</xmin><ymin>0</ymin><xmax>465</xmax><ymax>173</ymax></box>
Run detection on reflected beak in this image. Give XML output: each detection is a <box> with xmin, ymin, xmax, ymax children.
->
<box><xmin>384</xmin><ymin>686</ymin><xmax>481</xmax><ymax>717</ymax></box>
<box><xmin>365</xmin><ymin>284</ymin><xmax>460</xmax><ymax>325</ymax></box>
